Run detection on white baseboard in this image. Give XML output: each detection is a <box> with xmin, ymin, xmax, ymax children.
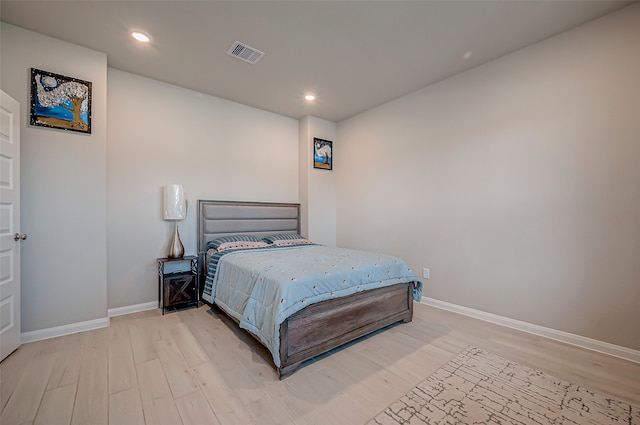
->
<box><xmin>19</xmin><ymin>302</ymin><xmax>158</xmax><ymax>344</ymax></box>
<box><xmin>421</xmin><ymin>297</ymin><xmax>640</xmax><ymax>364</ymax></box>
<box><xmin>21</xmin><ymin>317</ymin><xmax>110</xmax><ymax>344</ymax></box>
<box><xmin>108</xmin><ymin>301</ymin><xmax>158</xmax><ymax>317</ymax></box>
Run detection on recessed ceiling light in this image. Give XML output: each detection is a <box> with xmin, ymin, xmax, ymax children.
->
<box><xmin>131</xmin><ymin>31</ymin><xmax>151</xmax><ymax>43</ymax></box>
<box><xmin>305</xmin><ymin>94</ymin><xmax>316</xmax><ymax>101</ymax></box>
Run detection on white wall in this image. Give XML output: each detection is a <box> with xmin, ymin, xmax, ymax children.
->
<box><xmin>337</xmin><ymin>4</ymin><xmax>640</xmax><ymax>350</ymax></box>
<box><xmin>0</xmin><ymin>24</ymin><xmax>300</xmax><ymax>330</ymax></box>
<box><xmin>299</xmin><ymin>116</ymin><xmax>337</xmax><ymax>246</ymax></box>
<box><xmin>107</xmin><ymin>69</ymin><xmax>299</xmax><ymax>309</ymax></box>
<box><xmin>0</xmin><ymin>23</ymin><xmax>108</xmax><ymax>332</ymax></box>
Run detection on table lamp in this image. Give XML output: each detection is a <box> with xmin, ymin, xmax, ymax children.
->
<box><xmin>163</xmin><ymin>184</ymin><xmax>186</xmax><ymax>259</ymax></box>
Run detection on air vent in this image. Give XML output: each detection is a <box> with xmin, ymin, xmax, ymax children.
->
<box><xmin>227</xmin><ymin>41</ymin><xmax>264</xmax><ymax>64</ymax></box>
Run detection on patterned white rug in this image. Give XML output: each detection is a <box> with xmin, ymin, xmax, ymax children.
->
<box><xmin>367</xmin><ymin>346</ymin><xmax>639</xmax><ymax>425</ymax></box>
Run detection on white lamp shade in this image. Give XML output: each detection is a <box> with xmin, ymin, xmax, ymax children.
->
<box><xmin>163</xmin><ymin>184</ymin><xmax>186</xmax><ymax>220</ymax></box>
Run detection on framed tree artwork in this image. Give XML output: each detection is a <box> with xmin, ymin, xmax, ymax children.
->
<box><xmin>30</xmin><ymin>68</ymin><xmax>92</xmax><ymax>134</ymax></box>
<box><xmin>313</xmin><ymin>138</ymin><xmax>332</xmax><ymax>170</ymax></box>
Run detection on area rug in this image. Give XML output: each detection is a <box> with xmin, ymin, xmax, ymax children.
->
<box><xmin>367</xmin><ymin>346</ymin><xmax>639</xmax><ymax>425</ymax></box>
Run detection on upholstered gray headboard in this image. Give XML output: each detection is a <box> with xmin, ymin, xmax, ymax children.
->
<box><xmin>197</xmin><ymin>200</ymin><xmax>301</xmax><ymax>254</ymax></box>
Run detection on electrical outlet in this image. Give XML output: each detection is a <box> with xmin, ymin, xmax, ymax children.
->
<box><xmin>423</xmin><ymin>268</ymin><xmax>430</xmax><ymax>279</ymax></box>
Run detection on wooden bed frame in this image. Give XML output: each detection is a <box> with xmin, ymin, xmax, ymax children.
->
<box><xmin>197</xmin><ymin>200</ymin><xmax>414</xmax><ymax>378</ymax></box>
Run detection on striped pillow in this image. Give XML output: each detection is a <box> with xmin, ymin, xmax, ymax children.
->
<box><xmin>262</xmin><ymin>233</ymin><xmax>307</xmax><ymax>244</ymax></box>
<box><xmin>206</xmin><ymin>234</ymin><xmax>260</xmax><ymax>250</ymax></box>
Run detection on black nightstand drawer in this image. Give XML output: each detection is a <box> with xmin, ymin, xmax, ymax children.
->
<box><xmin>164</xmin><ymin>272</ymin><xmax>197</xmax><ymax>309</ymax></box>
<box><xmin>158</xmin><ymin>256</ymin><xmax>198</xmax><ymax>314</ymax></box>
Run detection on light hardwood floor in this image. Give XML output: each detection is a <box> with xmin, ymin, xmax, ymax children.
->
<box><xmin>1</xmin><ymin>302</ymin><xmax>639</xmax><ymax>425</ymax></box>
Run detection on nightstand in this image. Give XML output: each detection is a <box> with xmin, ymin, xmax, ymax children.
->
<box><xmin>157</xmin><ymin>255</ymin><xmax>198</xmax><ymax>314</ymax></box>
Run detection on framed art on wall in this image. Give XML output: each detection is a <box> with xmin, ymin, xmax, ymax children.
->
<box><xmin>30</xmin><ymin>68</ymin><xmax>92</xmax><ymax>134</ymax></box>
<box><xmin>313</xmin><ymin>138</ymin><xmax>332</xmax><ymax>170</ymax></box>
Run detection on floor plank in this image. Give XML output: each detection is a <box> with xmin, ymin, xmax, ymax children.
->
<box><xmin>137</xmin><ymin>358</ymin><xmax>183</xmax><ymax>425</ymax></box>
<box><xmin>174</xmin><ymin>390</ymin><xmax>221</xmax><ymax>425</ymax></box>
<box><xmin>109</xmin><ymin>387</ymin><xmax>145</xmax><ymax>425</ymax></box>
<box><xmin>170</xmin><ymin>322</ymin><xmax>210</xmax><ymax>367</ymax></box>
<box><xmin>129</xmin><ymin>320</ymin><xmax>159</xmax><ymax>365</ymax></box>
<box><xmin>46</xmin><ymin>343</ymin><xmax>82</xmax><ymax>391</ymax></box>
<box><xmin>155</xmin><ymin>338</ymin><xmax>199</xmax><ymax>399</ymax></box>
<box><xmin>109</xmin><ymin>336</ymin><xmax>138</xmax><ymax>394</ymax></box>
<box><xmin>33</xmin><ymin>384</ymin><xmax>77</xmax><ymax>425</ymax></box>
<box><xmin>0</xmin><ymin>341</ymin><xmax>38</xmax><ymax>411</ymax></box>
<box><xmin>71</xmin><ymin>346</ymin><xmax>108</xmax><ymax>425</ymax></box>
<box><xmin>192</xmin><ymin>361</ymin><xmax>254</xmax><ymax>425</ymax></box>
<box><xmin>0</xmin><ymin>352</ymin><xmax>57</xmax><ymax>425</ymax></box>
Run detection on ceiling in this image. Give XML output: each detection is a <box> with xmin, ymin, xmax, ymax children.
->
<box><xmin>1</xmin><ymin>1</ymin><xmax>634</xmax><ymax>122</ymax></box>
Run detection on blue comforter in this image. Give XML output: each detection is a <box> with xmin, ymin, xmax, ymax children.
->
<box><xmin>202</xmin><ymin>244</ymin><xmax>422</xmax><ymax>367</ymax></box>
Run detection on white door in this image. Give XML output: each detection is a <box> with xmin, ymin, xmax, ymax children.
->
<box><xmin>0</xmin><ymin>90</ymin><xmax>21</xmax><ymax>362</ymax></box>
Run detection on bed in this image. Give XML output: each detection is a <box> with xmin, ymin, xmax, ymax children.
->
<box><xmin>197</xmin><ymin>200</ymin><xmax>422</xmax><ymax>378</ymax></box>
